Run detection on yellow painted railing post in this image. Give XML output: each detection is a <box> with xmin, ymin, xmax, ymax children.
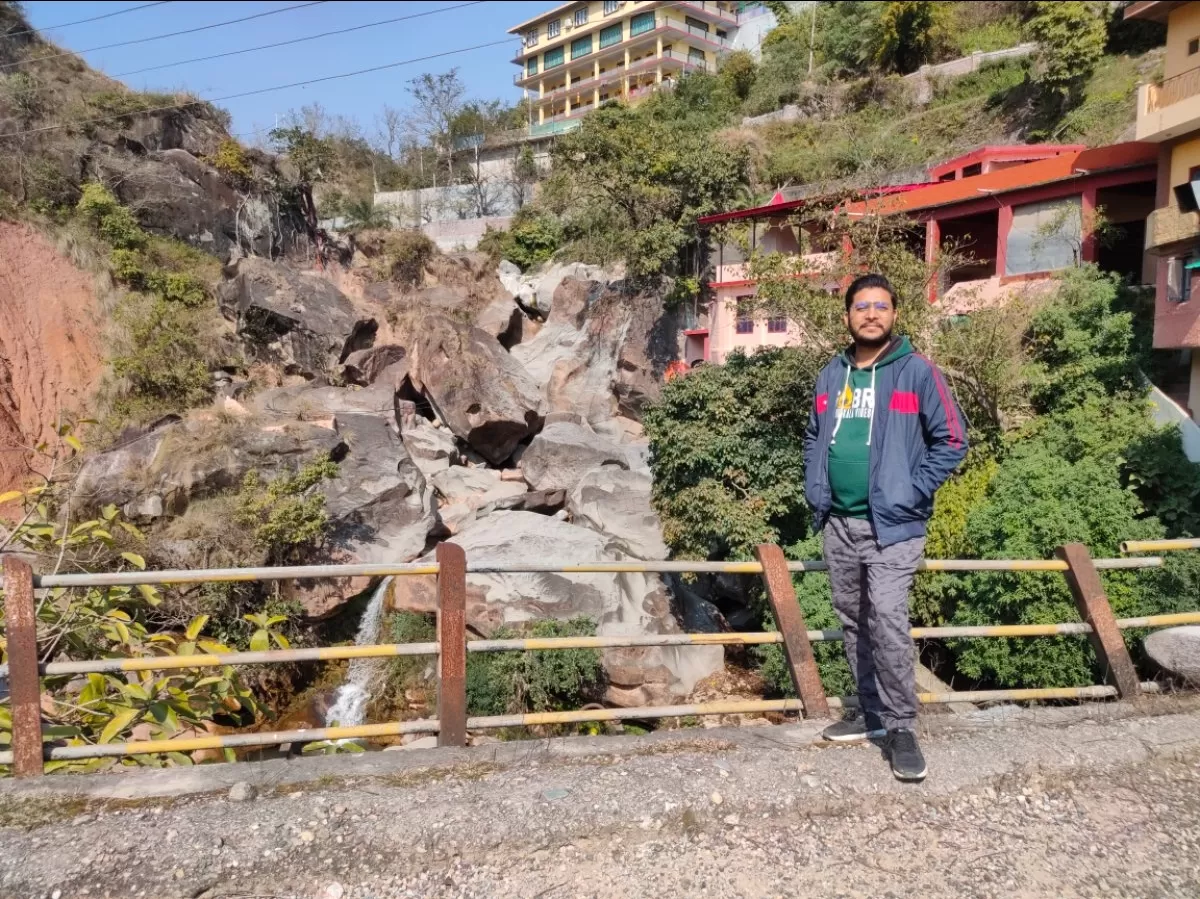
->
<box><xmin>1057</xmin><ymin>543</ymin><xmax>1142</xmax><ymax>699</ymax></box>
<box><xmin>3</xmin><ymin>556</ymin><xmax>43</xmax><ymax>777</ymax></box>
<box><xmin>436</xmin><ymin>542</ymin><xmax>468</xmax><ymax>747</ymax></box>
<box><xmin>755</xmin><ymin>544</ymin><xmax>831</xmax><ymax>719</ymax></box>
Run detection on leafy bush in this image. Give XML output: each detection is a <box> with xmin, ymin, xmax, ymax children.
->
<box><xmin>77</xmin><ymin>181</ymin><xmax>145</xmax><ymax>250</ymax></box>
<box><xmin>644</xmin><ymin>347</ymin><xmax>820</xmax><ymax>560</ymax></box>
<box><xmin>367</xmin><ymin>229</ymin><xmax>435</xmax><ymax>287</ymax></box>
<box><xmin>479</xmin><ymin>210</ymin><xmax>563</xmax><ymax>271</ymax></box>
<box><xmin>466</xmin><ymin>617</ymin><xmax>603</xmax><ymax>716</ymax></box>
<box><xmin>234</xmin><ymin>455</ymin><xmax>340</xmax><ymax>560</ymax></box>
<box><xmin>213</xmin><ymin>138</ymin><xmax>253</xmax><ymax>187</ymax></box>
<box><xmin>109</xmin><ymin>297</ymin><xmax>215</xmax><ymax>418</ymax></box>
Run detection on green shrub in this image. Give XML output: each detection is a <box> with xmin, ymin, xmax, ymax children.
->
<box><xmin>234</xmin><ymin>456</ymin><xmax>340</xmax><ymax>560</ymax></box>
<box><xmin>213</xmin><ymin>138</ymin><xmax>253</xmax><ymax>187</ymax></box>
<box><xmin>145</xmin><ymin>270</ymin><xmax>208</xmax><ymax>307</ymax></box>
<box><xmin>466</xmin><ymin>617</ymin><xmax>603</xmax><ymax>716</ymax></box>
<box><xmin>384</xmin><ymin>611</ymin><xmax>437</xmax><ymax>690</ymax></box>
<box><xmin>484</xmin><ymin>211</ymin><xmax>563</xmax><ymax>272</ymax></box>
<box><xmin>110</xmin><ymin>297</ymin><xmax>214</xmax><ymax>418</ymax></box>
<box><xmin>77</xmin><ymin>181</ymin><xmax>146</xmax><ymax>249</ymax></box>
<box><xmin>369</xmin><ymin>229</ymin><xmax>435</xmax><ymax>287</ymax></box>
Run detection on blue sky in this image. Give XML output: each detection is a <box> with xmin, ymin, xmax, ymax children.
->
<box><xmin>21</xmin><ymin>1</ymin><xmax>549</xmax><ymax>141</ymax></box>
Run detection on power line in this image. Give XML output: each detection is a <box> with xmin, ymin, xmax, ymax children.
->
<box><xmin>0</xmin><ymin>38</ymin><xmax>519</xmax><ymax>140</ymax></box>
<box><xmin>113</xmin><ymin>1</ymin><xmax>486</xmax><ymax>78</ymax></box>
<box><xmin>3</xmin><ymin>2</ymin><xmax>172</xmax><ymax>38</ymax></box>
<box><xmin>1</xmin><ymin>1</ymin><xmax>329</xmax><ymax>71</ymax></box>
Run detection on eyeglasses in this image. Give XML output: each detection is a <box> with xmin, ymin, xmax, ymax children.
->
<box><xmin>851</xmin><ymin>301</ymin><xmax>893</xmax><ymax>312</ymax></box>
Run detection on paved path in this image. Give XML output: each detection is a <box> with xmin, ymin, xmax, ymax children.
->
<box><xmin>3</xmin><ymin>698</ymin><xmax>1200</xmax><ymax>899</ymax></box>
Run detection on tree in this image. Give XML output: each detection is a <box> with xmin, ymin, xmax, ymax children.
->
<box><xmin>542</xmin><ymin>103</ymin><xmax>751</xmax><ymax>280</ymax></box>
<box><xmin>375</xmin><ymin>104</ymin><xmax>404</xmax><ymax>159</ymax></box>
<box><xmin>269</xmin><ymin>126</ymin><xmax>338</xmax><ymax>267</ymax></box>
<box><xmin>719</xmin><ymin>49</ymin><xmax>759</xmax><ymax>101</ymax></box>
<box><xmin>871</xmin><ymin>1</ymin><xmax>952</xmax><ymax>74</ymax></box>
<box><xmin>341</xmin><ymin>198</ymin><xmax>392</xmax><ymax>233</ymax></box>
<box><xmin>406</xmin><ymin>69</ymin><xmax>467</xmax><ymax>184</ymax></box>
<box><xmin>1026</xmin><ymin>0</ymin><xmax>1108</xmax><ymax>112</ymax></box>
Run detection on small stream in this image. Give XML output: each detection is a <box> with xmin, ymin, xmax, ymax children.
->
<box><xmin>324</xmin><ymin>576</ymin><xmax>392</xmax><ymax>729</ymax></box>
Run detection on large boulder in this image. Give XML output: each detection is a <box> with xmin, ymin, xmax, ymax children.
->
<box><xmin>1145</xmin><ymin>626</ymin><xmax>1200</xmax><ymax>685</ymax></box>
<box><xmin>291</xmin><ymin>414</ymin><xmax>437</xmax><ymax>620</ymax></box>
<box><xmin>400</xmin><ymin>419</ymin><xmax>461</xmax><ymax>478</ymax></box>
<box><xmin>519</xmin><ymin>421</ymin><xmax>628</xmax><ymax>493</ymax></box>
<box><xmin>74</xmin><ymin>415</ymin><xmax>344</xmax><ymax>519</ymax></box>
<box><xmin>431</xmin><ymin>466</ymin><xmax>527</xmax><ymax>508</ymax></box>
<box><xmin>567</xmin><ymin>467</ymin><xmax>668</xmax><ymax>561</ymax></box>
<box><xmin>218</xmin><ymin>257</ymin><xmax>377</xmax><ymax>377</ymax></box>
<box><xmin>339</xmin><ymin>345</ymin><xmax>408</xmax><ymax>387</ymax></box>
<box><xmin>404</xmin><ymin>313</ymin><xmax>543</xmax><ymax>465</ymax></box>
<box><xmin>532</xmin><ymin>262</ymin><xmax>621</xmax><ymax>315</ymax></box>
<box><xmin>249</xmin><ymin>383</ymin><xmax>398</xmax><ymax>429</ymax></box>
<box><xmin>388</xmin><ymin>512</ymin><xmax>723</xmax><ymax>705</ymax></box>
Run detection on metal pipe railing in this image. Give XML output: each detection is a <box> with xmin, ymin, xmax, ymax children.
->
<box><xmin>1121</xmin><ymin>537</ymin><xmax>1200</xmax><ymax>554</ymax></box>
<box><xmin>2</xmin><ymin>541</ymin><xmax>1195</xmax><ymax>778</ymax></box>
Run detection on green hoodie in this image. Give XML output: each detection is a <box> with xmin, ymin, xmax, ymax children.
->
<box><xmin>827</xmin><ymin>336</ymin><xmax>914</xmax><ymax>519</ymax></box>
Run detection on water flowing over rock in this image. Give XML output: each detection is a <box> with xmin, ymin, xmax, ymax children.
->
<box><xmin>324</xmin><ymin>578</ymin><xmax>392</xmax><ymax>730</ymax></box>
<box><xmin>388</xmin><ymin>512</ymin><xmax>723</xmax><ymax>706</ymax></box>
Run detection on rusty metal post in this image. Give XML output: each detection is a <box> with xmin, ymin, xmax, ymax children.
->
<box><xmin>436</xmin><ymin>542</ymin><xmax>468</xmax><ymax>747</ymax></box>
<box><xmin>1056</xmin><ymin>543</ymin><xmax>1141</xmax><ymax>699</ymax></box>
<box><xmin>3</xmin><ymin>556</ymin><xmax>43</xmax><ymax>777</ymax></box>
<box><xmin>754</xmin><ymin>543</ymin><xmax>831</xmax><ymax>719</ymax></box>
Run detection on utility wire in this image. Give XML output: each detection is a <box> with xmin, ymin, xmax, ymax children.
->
<box><xmin>2</xmin><ymin>2</ymin><xmax>171</xmax><ymax>38</ymax></box>
<box><xmin>114</xmin><ymin>1</ymin><xmax>485</xmax><ymax>78</ymax></box>
<box><xmin>1</xmin><ymin>1</ymin><xmax>329</xmax><ymax>71</ymax></box>
<box><xmin>0</xmin><ymin>38</ymin><xmax>519</xmax><ymax>140</ymax></box>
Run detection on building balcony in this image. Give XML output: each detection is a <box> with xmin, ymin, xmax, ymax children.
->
<box><xmin>528</xmin><ymin>49</ymin><xmax>716</xmax><ymax>107</ymax></box>
<box><xmin>1145</xmin><ymin>205</ymin><xmax>1200</xmax><ymax>255</ymax></box>
<box><xmin>674</xmin><ymin>1</ymin><xmax>739</xmax><ymax>26</ymax></box>
<box><xmin>1136</xmin><ymin>67</ymin><xmax>1200</xmax><ymax>142</ymax></box>
<box><xmin>512</xmin><ymin>14</ymin><xmax>730</xmax><ymax>88</ymax></box>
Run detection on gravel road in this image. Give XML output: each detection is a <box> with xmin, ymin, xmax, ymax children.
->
<box><xmin>3</xmin><ymin>702</ymin><xmax>1200</xmax><ymax>899</ymax></box>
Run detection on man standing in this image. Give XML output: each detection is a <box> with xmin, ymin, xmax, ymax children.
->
<box><xmin>803</xmin><ymin>273</ymin><xmax>968</xmax><ymax>782</ymax></box>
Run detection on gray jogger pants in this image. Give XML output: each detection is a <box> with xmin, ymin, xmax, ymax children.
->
<box><xmin>823</xmin><ymin>516</ymin><xmax>925</xmax><ymax>731</ymax></box>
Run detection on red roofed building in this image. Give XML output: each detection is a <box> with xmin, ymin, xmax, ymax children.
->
<box><xmin>686</xmin><ymin>143</ymin><xmax>1157</xmax><ymax>370</ymax></box>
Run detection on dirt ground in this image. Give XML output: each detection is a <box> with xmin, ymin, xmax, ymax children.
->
<box><xmin>3</xmin><ymin>699</ymin><xmax>1200</xmax><ymax>899</ymax></box>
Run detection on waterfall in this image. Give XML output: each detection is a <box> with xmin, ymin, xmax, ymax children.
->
<box><xmin>324</xmin><ymin>576</ymin><xmax>392</xmax><ymax>730</ymax></box>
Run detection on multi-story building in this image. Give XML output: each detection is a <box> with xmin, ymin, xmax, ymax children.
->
<box><xmin>509</xmin><ymin>1</ymin><xmax>746</xmax><ymax>137</ymax></box>
<box><xmin>1127</xmin><ymin>0</ymin><xmax>1200</xmax><ymax>422</ymax></box>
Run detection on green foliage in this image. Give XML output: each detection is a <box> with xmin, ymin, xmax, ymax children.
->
<box><xmin>212</xmin><ymin>138</ymin><xmax>253</xmax><ymax>187</ymax></box>
<box><xmin>368</xmin><ymin>229</ymin><xmax>435</xmax><ymax>287</ymax></box>
<box><xmin>644</xmin><ymin>348</ymin><xmax>819</xmax><ymax>560</ymax></box>
<box><xmin>872</xmin><ymin>2</ymin><xmax>953</xmax><ymax>74</ymax></box>
<box><xmin>77</xmin><ymin>181</ymin><xmax>145</xmax><ymax>250</ymax></box>
<box><xmin>109</xmin><ymin>297</ymin><xmax>214</xmax><ymax>417</ymax></box>
<box><xmin>953</xmin><ymin>14</ymin><xmax>1024</xmax><ymax>54</ymax></box>
<box><xmin>0</xmin><ymin>429</ymin><xmax>261</xmax><ymax>772</ymax></box>
<box><xmin>1024</xmin><ymin>267</ymin><xmax>1143</xmax><ymax>413</ymax></box>
<box><xmin>384</xmin><ymin>611</ymin><xmax>437</xmax><ymax>691</ymax></box>
<box><xmin>719</xmin><ymin>49</ymin><xmax>759</xmax><ymax>101</ymax></box>
<box><xmin>466</xmin><ymin>617</ymin><xmax>603</xmax><ymax>716</ymax></box>
<box><xmin>479</xmin><ymin>210</ymin><xmax>563</xmax><ymax>271</ymax></box>
<box><xmin>234</xmin><ymin>456</ymin><xmax>339</xmax><ymax>560</ymax></box>
<box><xmin>243</xmin><ymin>611</ymin><xmax>291</xmax><ymax>652</ymax></box>
<box><xmin>1026</xmin><ymin>1</ymin><xmax>1108</xmax><ymax>110</ymax></box>
<box><xmin>341</xmin><ymin>198</ymin><xmax>392</xmax><ymax>233</ymax></box>
<box><xmin>818</xmin><ymin>1</ymin><xmax>879</xmax><ymax>78</ymax></box>
<box><xmin>542</xmin><ymin>102</ymin><xmax>750</xmax><ymax>280</ymax></box>
<box><xmin>269</xmin><ymin>126</ymin><xmax>338</xmax><ymax>187</ymax></box>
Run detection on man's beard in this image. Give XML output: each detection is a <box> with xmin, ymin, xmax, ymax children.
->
<box><xmin>850</xmin><ymin>326</ymin><xmax>893</xmax><ymax>350</ymax></box>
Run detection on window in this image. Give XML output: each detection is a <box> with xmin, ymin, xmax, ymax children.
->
<box><xmin>599</xmin><ymin>23</ymin><xmax>622</xmax><ymax>48</ymax></box>
<box><xmin>544</xmin><ymin>46</ymin><xmax>564</xmax><ymax>69</ymax></box>
<box><xmin>1169</xmin><ymin>255</ymin><xmax>1195</xmax><ymax>303</ymax></box>
<box><xmin>527</xmin><ymin>57</ymin><xmax>538</xmax><ymax>77</ymax></box>
<box><xmin>1004</xmin><ymin>196</ymin><xmax>1082</xmax><ymax>276</ymax></box>
<box><xmin>604</xmin><ymin>0</ymin><xmax>620</xmax><ymax>14</ymax></box>
<box><xmin>630</xmin><ymin>11</ymin><xmax>655</xmax><ymax>36</ymax></box>
<box><xmin>688</xmin><ymin>46</ymin><xmax>706</xmax><ymax>66</ymax></box>
<box><xmin>767</xmin><ymin>317</ymin><xmax>788</xmax><ymax>334</ymax></box>
<box><xmin>735</xmin><ymin>298</ymin><xmax>754</xmax><ymax>334</ymax></box>
<box><xmin>685</xmin><ymin>15</ymin><xmax>709</xmax><ymax>32</ymax></box>
<box><xmin>1190</xmin><ymin>37</ymin><xmax>1199</xmax><ymax>55</ymax></box>
<box><xmin>571</xmin><ymin>35</ymin><xmax>592</xmax><ymax>59</ymax></box>
<box><xmin>548</xmin><ymin>19</ymin><xmax>561</xmax><ymax>38</ymax></box>
<box><xmin>524</xmin><ymin>29</ymin><xmax>539</xmax><ymax>48</ymax></box>
<box><xmin>574</xmin><ymin>7</ymin><xmax>588</xmax><ymax>26</ymax></box>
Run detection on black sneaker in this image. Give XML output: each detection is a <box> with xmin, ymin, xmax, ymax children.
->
<box><xmin>886</xmin><ymin>729</ymin><xmax>927</xmax><ymax>782</ymax></box>
<box><xmin>821</xmin><ymin>709</ymin><xmax>887</xmax><ymax>743</ymax></box>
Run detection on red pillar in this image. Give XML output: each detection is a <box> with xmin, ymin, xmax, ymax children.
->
<box><xmin>996</xmin><ymin>204</ymin><xmax>1013</xmax><ymax>280</ymax></box>
<box><xmin>1081</xmin><ymin>188</ymin><xmax>1098</xmax><ymax>264</ymax></box>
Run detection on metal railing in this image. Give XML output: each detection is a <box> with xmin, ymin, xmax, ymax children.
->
<box><xmin>1</xmin><ymin>538</ymin><xmax>1198</xmax><ymax>777</ymax></box>
<box><xmin>1147</xmin><ymin>67</ymin><xmax>1200</xmax><ymax>113</ymax></box>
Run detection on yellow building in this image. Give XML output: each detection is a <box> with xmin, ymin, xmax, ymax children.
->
<box><xmin>509</xmin><ymin>1</ymin><xmax>743</xmax><ymax>136</ymax></box>
<box><xmin>1128</xmin><ymin>1</ymin><xmax>1200</xmax><ymax>421</ymax></box>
